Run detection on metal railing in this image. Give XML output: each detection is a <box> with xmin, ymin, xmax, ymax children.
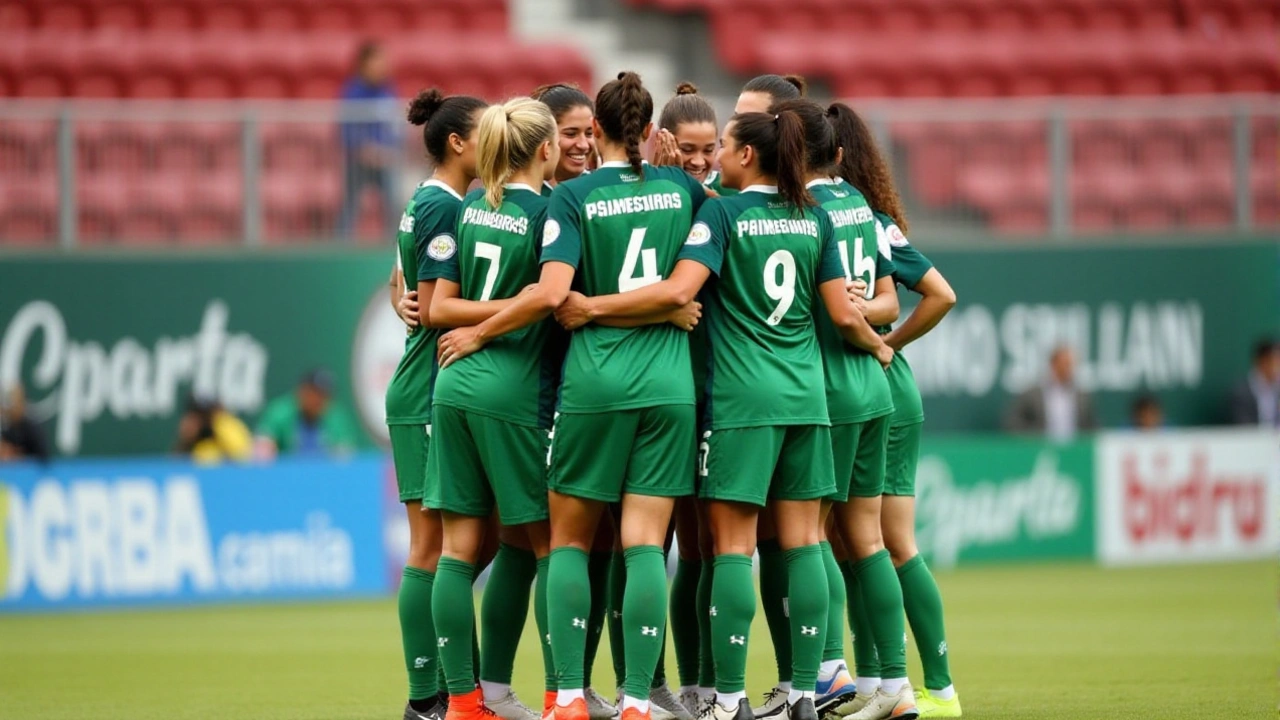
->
<box><xmin>0</xmin><ymin>95</ymin><xmax>1276</xmax><ymax>248</ymax></box>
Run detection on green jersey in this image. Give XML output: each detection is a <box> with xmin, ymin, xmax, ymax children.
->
<box><xmin>810</xmin><ymin>179</ymin><xmax>895</xmax><ymax>424</ymax></box>
<box><xmin>678</xmin><ymin>185</ymin><xmax>845</xmax><ymax>429</ymax></box>
<box><xmin>541</xmin><ymin>162</ymin><xmax>708</xmax><ymax>412</ymax></box>
<box><xmin>257</xmin><ymin>395</ymin><xmax>361</xmax><ymax>454</ymax></box>
<box><xmin>541</xmin><ymin>180</ymin><xmax>555</xmax><ymax>198</ymax></box>
<box><xmin>432</xmin><ymin>185</ymin><xmax>561</xmax><ymax>428</ymax></box>
<box><xmin>384</xmin><ymin>179</ymin><xmax>464</xmax><ymax>425</ymax></box>
<box><xmin>705</xmin><ymin>171</ymin><xmax>738</xmax><ymax>197</ymax></box>
<box><xmin>873</xmin><ymin>210</ymin><xmax>934</xmax><ymax>426</ymax></box>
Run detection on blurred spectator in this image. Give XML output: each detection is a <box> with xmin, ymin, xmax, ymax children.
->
<box><xmin>0</xmin><ymin>383</ymin><xmax>50</xmax><ymax>463</ymax></box>
<box><xmin>337</xmin><ymin>40</ymin><xmax>399</xmax><ymax>241</ymax></box>
<box><xmin>1228</xmin><ymin>337</ymin><xmax>1280</xmax><ymax>428</ymax></box>
<box><xmin>255</xmin><ymin>369</ymin><xmax>360</xmax><ymax>459</ymax></box>
<box><xmin>1130</xmin><ymin>393</ymin><xmax>1164</xmax><ymax>431</ymax></box>
<box><xmin>176</xmin><ymin>394</ymin><xmax>253</xmax><ymax>465</ymax></box>
<box><xmin>1004</xmin><ymin>345</ymin><xmax>1098</xmax><ymax>442</ymax></box>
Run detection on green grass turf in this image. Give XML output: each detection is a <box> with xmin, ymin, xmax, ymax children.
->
<box><xmin>0</xmin><ymin>561</ymin><xmax>1272</xmax><ymax>720</ymax></box>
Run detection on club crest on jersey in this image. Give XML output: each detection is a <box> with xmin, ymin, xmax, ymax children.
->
<box><xmin>543</xmin><ymin>219</ymin><xmax>561</xmax><ymax>246</ymax></box>
<box><xmin>888</xmin><ymin>224</ymin><xmax>909</xmax><ymax>247</ymax></box>
<box><xmin>685</xmin><ymin>222</ymin><xmax>712</xmax><ymax>246</ymax></box>
<box><xmin>427</xmin><ymin>234</ymin><xmax>456</xmax><ymax>260</ymax></box>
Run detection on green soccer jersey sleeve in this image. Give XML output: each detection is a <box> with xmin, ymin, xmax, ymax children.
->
<box><xmin>678</xmin><ymin>199</ymin><xmax>730</xmax><ymax>274</ymax></box>
<box><xmin>875</xmin><ymin>211</ymin><xmax>933</xmax><ymax>289</ymax></box>
<box><xmin>540</xmin><ymin>183</ymin><xmax>584</xmax><ymax>269</ymax></box>
<box><xmin>814</xmin><ymin>208</ymin><xmax>845</xmax><ymax>285</ymax></box>
<box><xmin>415</xmin><ymin>182</ymin><xmax>464</xmax><ymax>283</ymax></box>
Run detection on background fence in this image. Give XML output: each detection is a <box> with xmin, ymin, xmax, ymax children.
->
<box><xmin>1</xmin><ymin>94</ymin><xmax>1277</xmax><ymax>248</ymax></box>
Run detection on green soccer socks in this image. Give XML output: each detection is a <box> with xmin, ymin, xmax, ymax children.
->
<box><xmin>480</xmin><ymin>543</ymin><xmax>537</xmax><ymax>685</ymax></box>
<box><xmin>840</xmin><ymin>559</ymin><xmax>881</xmax><ymax>682</ymax></box>
<box><xmin>582</xmin><ymin>550</ymin><xmax>612</xmax><ymax>687</ymax></box>
<box><xmin>898</xmin><ymin>554</ymin><xmax>952</xmax><ymax>692</ymax></box>
<box><xmin>696</xmin><ymin>559</ymin><xmax>716</xmax><ymax>690</ymax></box>
<box><xmin>670</xmin><ymin>557</ymin><xmax>701</xmax><ymax>688</ymax></box>
<box><xmin>549</xmin><ymin>547</ymin><xmax>592</xmax><ymax>691</ymax></box>
<box><xmin>758</xmin><ymin>539</ymin><xmax>793</xmax><ymax>685</ymax></box>
<box><xmin>399</xmin><ymin>566</ymin><xmax>439</xmax><ymax>701</ymax></box>
<box><xmin>856</xmin><ymin>550</ymin><xmax>907</xmax><ymax>682</ymax></box>
<box><xmin>785</xmin><ymin>544</ymin><xmax>829</xmax><ymax>693</ymax></box>
<box><xmin>608</xmin><ymin>551</ymin><xmax>627</xmax><ymax>690</ymax></box>
<box><xmin>818</xmin><ymin>541</ymin><xmax>846</xmax><ymax>663</ymax></box>
<box><xmin>432</xmin><ymin>557</ymin><xmax>479</xmax><ymax>695</ymax></box>
<box><xmin>536</xmin><ymin>555</ymin><xmax>556</xmax><ymax>692</ymax></box>
<box><xmin>622</xmin><ymin>545</ymin><xmax>668</xmax><ymax>700</ymax></box>
<box><xmin>709</xmin><ymin>554</ymin><xmax>755</xmax><ymax>694</ymax></box>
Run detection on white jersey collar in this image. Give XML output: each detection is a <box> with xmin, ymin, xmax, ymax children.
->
<box><xmin>742</xmin><ymin>184</ymin><xmax>779</xmax><ymax>194</ymax></box>
<box><xmin>504</xmin><ymin>183</ymin><xmax>538</xmax><ymax>193</ymax></box>
<box><xmin>424</xmin><ymin>178</ymin><xmax>464</xmax><ymax>200</ymax></box>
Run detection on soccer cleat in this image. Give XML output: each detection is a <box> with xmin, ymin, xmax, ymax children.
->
<box><xmin>587</xmin><ymin>689</ymin><xmax>620</xmax><ymax>720</ymax></box>
<box><xmin>913</xmin><ymin>690</ymin><xmax>960</xmax><ymax>719</ymax></box>
<box><xmin>697</xmin><ymin>698</ymin><xmax>754</xmax><ymax>720</ymax></box>
<box><xmin>621</xmin><ymin>707</ymin><xmax>653</xmax><ymax>720</ymax></box>
<box><xmin>487</xmin><ymin>689</ymin><xmax>541</xmax><ymax>720</ymax></box>
<box><xmin>405</xmin><ymin>698</ymin><xmax>447</xmax><ymax>720</ymax></box>
<box><xmin>814</xmin><ymin>666</ymin><xmax>857</xmax><ymax>715</ymax></box>
<box><xmin>555</xmin><ymin>698</ymin><xmax>591</xmax><ymax>720</ymax></box>
<box><xmin>841</xmin><ymin>683</ymin><xmax>917</xmax><ymax>720</ymax></box>
<box><xmin>679</xmin><ymin>689</ymin><xmax>703</xmax><ymax>716</ymax></box>
<box><xmin>542</xmin><ymin>692</ymin><xmax>557</xmax><ymax>720</ymax></box>
<box><xmin>651</xmin><ymin>683</ymin><xmax>695</xmax><ymax>720</ymax></box>
<box><xmin>752</xmin><ymin>686</ymin><xmax>789</xmax><ymax>719</ymax></box>
<box><xmin>788</xmin><ymin>698</ymin><xmax>819</xmax><ymax>720</ymax></box>
<box><xmin>445</xmin><ymin>690</ymin><xmax>502</xmax><ymax>720</ymax></box>
<box><xmin>829</xmin><ymin>693</ymin><xmax>870</xmax><ymax>719</ymax></box>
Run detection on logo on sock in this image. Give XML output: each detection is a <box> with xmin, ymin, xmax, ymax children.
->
<box><xmin>782</xmin><ymin>597</ymin><xmax>790</xmax><ymax>618</ymax></box>
<box><xmin>572</xmin><ymin>617</ymin><xmax>587</xmax><ymax>629</ymax></box>
<box><xmin>729</xmin><ymin>635</ymin><xmax>745</xmax><ymax>645</ymax></box>
<box><xmin>800</xmin><ymin>625</ymin><xmax>818</xmax><ymax>636</ymax></box>
<box><xmin>709</xmin><ymin>606</ymin><xmax>717</xmax><ymax>616</ymax></box>
<box><xmin>414</xmin><ymin>656</ymin><xmax>431</xmax><ymax>668</ymax></box>
<box><xmin>641</xmin><ymin>626</ymin><xmax>659</xmax><ymax>636</ymax></box>
<box><xmin>612</xmin><ymin>610</ymin><xmax>622</xmax><ymax>619</ymax></box>
<box><xmin>937</xmin><ymin>641</ymin><xmax>948</xmax><ymax>656</ymax></box>
<box><xmin>437</xmin><ymin>637</ymin><xmax>449</xmax><ymax>647</ymax></box>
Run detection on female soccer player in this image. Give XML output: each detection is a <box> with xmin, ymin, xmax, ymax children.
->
<box><xmin>385</xmin><ymin>88</ymin><xmax>487</xmax><ymax>720</ymax></box>
<box><xmin>752</xmin><ymin>98</ymin><xmax>901</xmax><ymax>719</ymax></box>
<box><xmin>426</xmin><ymin>96</ymin><xmax>563</xmax><ymax>720</ymax></box>
<box><xmin>533</xmin><ymin>84</ymin><xmax>623</xmax><ymax>720</ymax></box>
<box><xmin>649</xmin><ymin>81</ymin><xmax>720</xmax><ymax>713</ymax></box>
<box><xmin>435</xmin><ymin>71</ymin><xmax>707</xmax><ymax>720</ymax></box>
<box><xmin>826</xmin><ymin>103</ymin><xmax>959</xmax><ymax>720</ymax></box>
<box><xmin>533</xmin><ymin>84</ymin><xmax>597</xmax><ymax>192</ymax></box>
<box><xmin>703</xmin><ymin>74</ymin><xmax>806</xmax><ymax>200</ymax></box>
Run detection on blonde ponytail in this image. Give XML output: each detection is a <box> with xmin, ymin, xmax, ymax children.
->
<box><xmin>476</xmin><ymin>97</ymin><xmax>557</xmax><ymax>209</ymax></box>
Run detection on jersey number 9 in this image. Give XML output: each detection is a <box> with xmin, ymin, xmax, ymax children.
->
<box><xmin>764</xmin><ymin>249</ymin><xmax>796</xmax><ymax>325</ymax></box>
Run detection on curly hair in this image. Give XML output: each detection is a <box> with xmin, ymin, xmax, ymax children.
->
<box><xmin>826</xmin><ymin>102</ymin><xmax>908</xmax><ymax>233</ymax></box>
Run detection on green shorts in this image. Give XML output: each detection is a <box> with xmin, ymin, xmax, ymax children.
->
<box><xmin>700</xmin><ymin>425</ymin><xmax>836</xmax><ymax>507</ymax></box>
<box><xmin>884</xmin><ymin>421</ymin><xmax>923</xmax><ymax>497</ymax></box>
<box><xmin>831</xmin><ymin>414</ymin><xmax>891</xmax><ymax>501</ymax></box>
<box><xmin>548</xmin><ymin>405</ymin><xmax>697</xmax><ymax>502</ymax></box>
<box><xmin>389</xmin><ymin>423</ymin><xmax>430</xmax><ymax>503</ymax></box>
<box><xmin>427</xmin><ymin>405</ymin><xmax>550</xmax><ymax>525</ymax></box>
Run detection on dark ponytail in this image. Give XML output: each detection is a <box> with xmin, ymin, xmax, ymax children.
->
<box><xmin>730</xmin><ymin>110</ymin><xmax>813</xmax><ymax>212</ymax></box>
<box><xmin>595</xmin><ymin>71</ymin><xmax>653</xmax><ymax>177</ymax></box>
<box><xmin>769</xmin><ymin>99</ymin><xmax>836</xmax><ymax>174</ymax></box>
<box><xmin>742</xmin><ymin>73</ymin><xmax>807</xmax><ymax>103</ymax></box>
<box><xmin>407</xmin><ymin>88</ymin><xmax>487</xmax><ymax>165</ymax></box>
<box><xmin>825</xmin><ymin>102</ymin><xmax>908</xmax><ymax>233</ymax></box>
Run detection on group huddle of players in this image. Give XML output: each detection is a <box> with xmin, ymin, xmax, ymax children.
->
<box><xmin>382</xmin><ymin>71</ymin><xmax>961</xmax><ymax>720</ymax></box>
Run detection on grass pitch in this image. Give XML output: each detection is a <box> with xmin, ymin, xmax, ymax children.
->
<box><xmin>0</xmin><ymin>561</ymin><xmax>1272</xmax><ymax>720</ymax></box>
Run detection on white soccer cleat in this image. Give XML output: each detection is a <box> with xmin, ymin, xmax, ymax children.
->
<box><xmin>679</xmin><ymin>689</ymin><xmax>704</xmax><ymax>716</ymax></box>
<box><xmin>752</xmin><ymin>686</ymin><xmax>789</xmax><ymax>720</ymax></box>
<box><xmin>842</xmin><ymin>683</ymin><xmax>917</xmax><ymax>720</ymax></box>
<box><xmin>487</xmin><ymin>689</ymin><xmax>541</xmax><ymax>720</ymax></box>
<box><xmin>587</xmin><ymin>688</ymin><xmax>620</xmax><ymax>720</ymax></box>
<box><xmin>650</xmin><ymin>683</ymin><xmax>695</xmax><ymax>720</ymax></box>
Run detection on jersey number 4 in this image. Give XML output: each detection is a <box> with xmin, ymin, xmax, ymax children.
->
<box><xmin>619</xmin><ymin>228</ymin><xmax>663</xmax><ymax>292</ymax></box>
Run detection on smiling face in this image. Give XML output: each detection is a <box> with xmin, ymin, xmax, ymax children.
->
<box><xmin>554</xmin><ymin>105</ymin><xmax>595</xmax><ymax>182</ymax></box>
<box><xmin>673</xmin><ymin>121</ymin><xmax>718</xmax><ymax>182</ymax></box>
